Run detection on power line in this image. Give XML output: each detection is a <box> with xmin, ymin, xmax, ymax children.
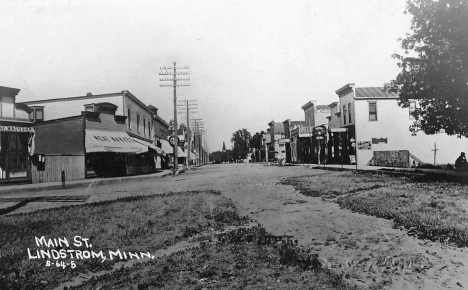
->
<box><xmin>159</xmin><ymin>62</ymin><xmax>190</xmax><ymax>174</ymax></box>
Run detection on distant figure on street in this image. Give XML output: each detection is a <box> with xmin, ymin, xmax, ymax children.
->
<box><xmin>455</xmin><ymin>152</ymin><xmax>468</xmax><ymax>172</ymax></box>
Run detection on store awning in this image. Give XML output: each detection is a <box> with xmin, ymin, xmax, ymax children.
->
<box><xmin>165</xmin><ymin>146</ymin><xmax>185</xmax><ymax>157</ymax></box>
<box><xmin>182</xmin><ymin>150</ymin><xmax>196</xmax><ymax>159</ymax></box>
<box><xmin>133</xmin><ymin>138</ymin><xmax>163</xmax><ymax>155</ymax></box>
<box><xmin>159</xmin><ymin>139</ymin><xmax>188</xmax><ymax>157</ymax></box>
<box><xmin>85</xmin><ymin>129</ymin><xmax>147</xmax><ymax>153</ymax></box>
<box><xmin>160</xmin><ymin>139</ymin><xmax>173</xmax><ymax>155</ymax></box>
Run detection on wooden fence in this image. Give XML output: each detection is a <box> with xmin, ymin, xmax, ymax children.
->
<box><xmin>31</xmin><ymin>155</ymin><xmax>85</xmax><ymax>183</ymax></box>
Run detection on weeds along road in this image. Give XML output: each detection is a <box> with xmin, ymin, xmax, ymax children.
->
<box><xmin>6</xmin><ymin>163</ymin><xmax>468</xmax><ymax>290</ymax></box>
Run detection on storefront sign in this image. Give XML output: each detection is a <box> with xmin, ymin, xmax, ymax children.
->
<box><xmin>91</xmin><ymin>135</ymin><xmax>134</xmax><ymax>143</ymax></box>
<box><xmin>330</xmin><ymin>128</ymin><xmax>347</xmax><ymax>133</ymax></box>
<box><xmin>0</xmin><ymin>126</ymin><xmax>34</xmax><ymax>132</ymax></box>
<box><xmin>358</xmin><ymin>141</ymin><xmax>372</xmax><ymax>150</ymax></box>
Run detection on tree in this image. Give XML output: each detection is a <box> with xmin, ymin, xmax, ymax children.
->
<box><xmin>168</xmin><ymin>119</ymin><xmax>175</xmax><ymax>130</ymax></box>
<box><xmin>209</xmin><ymin>149</ymin><xmax>232</xmax><ymax>163</ymax></box>
<box><xmin>222</xmin><ymin>141</ymin><xmax>226</xmax><ymax>152</ymax></box>
<box><xmin>231</xmin><ymin>129</ymin><xmax>251</xmax><ymax>160</ymax></box>
<box><xmin>250</xmin><ymin>131</ymin><xmax>265</xmax><ymax>150</ymax></box>
<box><xmin>179</xmin><ymin>123</ymin><xmax>187</xmax><ymax>131</ymax></box>
<box><xmin>385</xmin><ymin>0</ymin><xmax>468</xmax><ymax>137</ymax></box>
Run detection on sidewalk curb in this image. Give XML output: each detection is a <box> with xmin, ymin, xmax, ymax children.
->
<box><xmin>0</xmin><ymin>171</ymin><xmax>174</xmax><ymax>195</ymax></box>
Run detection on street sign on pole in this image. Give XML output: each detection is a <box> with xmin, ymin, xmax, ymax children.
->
<box><xmin>169</xmin><ymin>136</ymin><xmax>175</xmax><ymax>147</ymax></box>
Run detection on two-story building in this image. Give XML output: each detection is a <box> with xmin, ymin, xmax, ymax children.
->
<box><xmin>266</xmin><ymin>121</ymin><xmax>286</xmax><ymax>160</ymax></box>
<box><xmin>21</xmin><ymin>91</ymin><xmax>163</xmax><ymax>179</ymax></box>
<box><xmin>0</xmin><ymin>86</ymin><xmax>34</xmax><ymax>184</ymax></box>
<box><xmin>289</xmin><ymin>101</ymin><xmax>329</xmax><ymax>164</ymax></box>
<box><xmin>329</xmin><ymin>83</ymin><xmax>468</xmax><ymax>166</ymax></box>
<box><xmin>283</xmin><ymin>119</ymin><xmax>305</xmax><ymax>163</ymax></box>
<box><xmin>22</xmin><ymin>91</ymin><xmax>155</xmax><ymax>145</ymax></box>
<box><xmin>326</xmin><ymin>101</ymin><xmax>351</xmax><ymax>164</ymax></box>
<box><xmin>148</xmin><ymin>105</ymin><xmax>170</xmax><ymax>169</ymax></box>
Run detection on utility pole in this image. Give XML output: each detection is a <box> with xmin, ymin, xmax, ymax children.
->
<box><xmin>177</xmin><ymin>99</ymin><xmax>198</xmax><ymax>169</ymax></box>
<box><xmin>431</xmin><ymin>142</ymin><xmax>439</xmax><ymax>165</ymax></box>
<box><xmin>159</xmin><ymin>63</ymin><xmax>190</xmax><ymax>175</ymax></box>
<box><xmin>189</xmin><ymin>119</ymin><xmax>203</xmax><ymax>166</ymax></box>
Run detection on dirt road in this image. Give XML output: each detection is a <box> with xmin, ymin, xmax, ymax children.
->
<box><xmin>4</xmin><ymin>163</ymin><xmax>468</xmax><ymax>289</ymax></box>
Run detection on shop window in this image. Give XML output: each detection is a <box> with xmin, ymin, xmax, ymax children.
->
<box><xmin>127</xmin><ymin>108</ymin><xmax>131</xmax><ymax>129</ymax></box>
<box><xmin>7</xmin><ymin>134</ymin><xmax>28</xmax><ymax>171</ymax></box>
<box><xmin>348</xmin><ymin>103</ymin><xmax>352</xmax><ymax>124</ymax></box>
<box><xmin>409</xmin><ymin>101</ymin><xmax>416</xmax><ymax>119</ymax></box>
<box><xmin>148</xmin><ymin>120</ymin><xmax>151</xmax><ymax>137</ymax></box>
<box><xmin>137</xmin><ymin>114</ymin><xmax>140</xmax><ymax>132</ymax></box>
<box><xmin>369</xmin><ymin>102</ymin><xmax>377</xmax><ymax>121</ymax></box>
<box><xmin>343</xmin><ymin>105</ymin><xmax>347</xmax><ymax>125</ymax></box>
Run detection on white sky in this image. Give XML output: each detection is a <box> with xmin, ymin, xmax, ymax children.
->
<box><xmin>0</xmin><ymin>0</ymin><xmax>412</xmax><ymax>151</ymax></box>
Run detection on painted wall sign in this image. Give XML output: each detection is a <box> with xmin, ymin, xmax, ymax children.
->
<box><xmin>372</xmin><ymin>138</ymin><xmax>388</xmax><ymax>144</ymax></box>
<box><xmin>358</xmin><ymin>141</ymin><xmax>372</xmax><ymax>150</ymax></box>
<box><xmin>373</xmin><ymin>150</ymin><xmax>410</xmax><ymax>168</ymax></box>
<box><xmin>0</xmin><ymin>126</ymin><xmax>35</xmax><ymax>132</ymax></box>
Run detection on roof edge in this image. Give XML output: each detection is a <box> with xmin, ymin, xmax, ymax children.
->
<box><xmin>335</xmin><ymin>83</ymin><xmax>355</xmax><ymax>94</ymax></box>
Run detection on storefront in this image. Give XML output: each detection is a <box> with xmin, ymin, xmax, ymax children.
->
<box><xmin>84</xmin><ymin>129</ymin><xmax>149</xmax><ymax>177</ymax></box>
<box><xmin>0</xmin><ymin>126</ymin><xmax>34</xmax><ymax>183</ymax></box>
<box><xmin>327</xmin><ymin>126</ymin><xmax>355</xmax><ymax>165</ymax></box>
<box><xmin>0</xmin><ymin>86</ymin><xmax>34</xmax><ymax>184</ymax></box>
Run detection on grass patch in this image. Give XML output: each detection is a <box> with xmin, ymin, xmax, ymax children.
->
<box><xmin>282</xmin><ymin>171</ymin><xmax>468</xmax><ymax>248</ymax></box>
<box><xmin>0</xmin><ymin>190</ymin><xmax>249</xmax><ymax>290</ymax></box>
<box><xmin>70</xmin><ymin>227</ymin><xmax>354</xmax><ymax>290</ymax></box>
<box><xmin>281</xmin><ymin>172</ymin><xmax>390</xmax><ymax>198</ymax></box>
<box><xmin>338</xmin><ymin>184</ymin><xmax>468</xmax><ymax>247</ymax></box>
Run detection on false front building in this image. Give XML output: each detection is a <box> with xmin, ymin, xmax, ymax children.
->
<box><xmin>328</xmin><ymin>83</ymin><xmax>468</xmax><ymax>167</ymax></box>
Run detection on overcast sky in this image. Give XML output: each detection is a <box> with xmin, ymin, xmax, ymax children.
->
<box><xmin>0</xmin><ymin>0</ymin><xmax>412</xmax><ymax>151</ymax></box>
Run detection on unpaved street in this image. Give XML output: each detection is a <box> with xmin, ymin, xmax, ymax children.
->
<box><xmin>4</xmin><ymin>164</ymin><xmax>468</xmax><ymax>289</ymax></box>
